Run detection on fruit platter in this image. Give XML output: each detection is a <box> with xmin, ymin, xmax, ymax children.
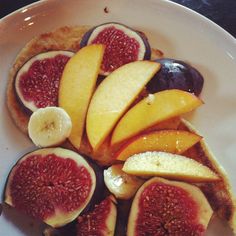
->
<box><xmin>0</xmin><ymin>1</ymin><xmax>236</xmax><ymax>236</ymax></box>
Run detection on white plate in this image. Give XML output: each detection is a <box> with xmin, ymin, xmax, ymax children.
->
<box><xmin>0</xmin><ymin>0</ymin><xmax>235</xmax><ymax>235</ymax></box>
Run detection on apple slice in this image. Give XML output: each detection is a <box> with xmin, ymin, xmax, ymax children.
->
<box><xmin>123</xmin><ymin>151</ymin><xmax>219</xmax><ymax>182</ymax></box>
<box><xmin>127</xmin><ymin>177</ymin><xmax>213</xmax><ymax>235</ymax></box>
<box><xmin>111</xmin><ymin>90</ymin><xmax>203</xmax><ymax>145</ymax></box>
<box><xmin>86</xmin><ymin>61</ymin><xmax>161</xmax><ymax>150</ymax></box>
<box><xmin>116</xmin><ymin>130</ymin><xmax>202</xmax><ymax>161</ymax></box>
<box><xmin>59</xmin><ymin>44</ymin><xmax>105</xmax><ymax>149</ymax></box>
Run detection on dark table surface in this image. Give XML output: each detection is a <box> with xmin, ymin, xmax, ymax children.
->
<box><xmin>0</xmin><ymin>0</ymin><xmax>236</xmax><ymax>38</ymax></box>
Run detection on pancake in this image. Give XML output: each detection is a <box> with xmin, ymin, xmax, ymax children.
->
<box><xmin>179</xmin><ymin>119</ymin><xmax>236</xmax><ymax>234</ymax></box>
<box><xmin>6</xmin><ymin>25</ymin><xmax>236</xmax><ymax>234</ymax></box>
<box><xmin>7</xmin><ymin>26</ymin><xmax>89</xmax><ymax>134</ymax></box>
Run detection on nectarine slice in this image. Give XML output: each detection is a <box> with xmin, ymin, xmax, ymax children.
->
<box><xmin>86</xmin><ymin>61</ymin><xmax>161</xmax><ymax>150</ymax></box>
<box><xmin>123</xmin><ymin>151</ymin><xmax>219</xmax><ymax>182</ymax></box>
<box><xmin>111</xmin><ymin>90</ymin><xmax>203</xmax><ymax>145</ymax></box>
<box><xmin>116</xmin><ymin>130</ymin><xmax>202</xmax><ymax>161</ymax></box>
<box><xmin>127</xmin><ymin>177</ymin><xmax>213</xmax><ymax>235</ymax></box>
<box><xmin>59</xmin><ymin>44</ymin><xmax>104</xmax><ymax>149</ymax></box>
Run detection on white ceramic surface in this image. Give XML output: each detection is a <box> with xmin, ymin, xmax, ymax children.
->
<box><xmin>0</xmin><ymin>0</ymin><xmax>236</xmax><ymax>235</ymax></box>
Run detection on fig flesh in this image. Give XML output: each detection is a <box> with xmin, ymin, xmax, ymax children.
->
<box><xmin>15</xmin><ymin>51</ymin><xmax>74</xmax><ymax>112</ymax></box>
<box><xmin>5</xmin><ymin>148</ymin><xmax>96</xmax><ymax>227</ymax></box>
<box><xmin>127</xmin><ymin>177</ymin><xmax>213</xmax><ymax>236</ymax></box>
<box><xmin>77</xmin><ymin>195</ymin><xmax>117</xmax><ymax>236</ymax></box>
<box><xmin>80</xmin><ymin>22</ymin><xmax>151</xmax><ymax>75</ymax></box>
<box><xmin>147</xmin><ymin>58</ymin><xmax>204</xmax><ymax>95</ymax></box>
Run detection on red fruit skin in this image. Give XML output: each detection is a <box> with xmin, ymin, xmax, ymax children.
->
<box><xmin>77</xmin><ymin>196</ymin><xmax>117</xmax><ymax>236</ymax></box>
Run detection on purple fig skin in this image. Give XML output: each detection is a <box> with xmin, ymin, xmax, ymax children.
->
<box><xmin>115</xmin><ymin>199</ymin><xmax>132</xmax><ymax>236</ymax></box>
<box><xmin>147</xmin><ymin>58</ymin><xmax>204</xmax><ymax>96</ymax></box>
<box><xmin>80</xmin><ymin>22</ymin><xmax>151</xmax><ymax>74</ymax></box>
<box><xmin>80</xmin><ymin>156</ymin><xmax>105</xmax><ymax>215</ymax></box>
<box><xmin>43</xmin><ymin>222</ymin><xmax>77</xmax><ymax>236</ymax></box>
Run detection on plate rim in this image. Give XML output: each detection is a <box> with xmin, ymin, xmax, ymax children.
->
<box><xmin>1</xmin><ymin>0</ymin><xmax>235</xmax><ymax>44</ymax></box>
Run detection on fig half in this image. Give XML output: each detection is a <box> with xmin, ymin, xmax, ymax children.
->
<box><xmin>77</xmin><ymin>195</ymin><xmax>117</xmax><ymax>236</ymax></box>
<box><xmin>15</xmin><ymin>51</ymin><xmax>74</xmax><ymax>112</ymax></box>
<box><xmin>80</xmin><ymin>22</ymin><xmax>151</xmax><ymax>75</ymax></box>
<box><xmin>5</xmin><ymin>147</ymin><xmax>96</xmax><ymax>227</ymax></box>
<box><xmin>127</xmin><ymin>177</ymin><xmax>213</xmax><ymax>236</ymax></box>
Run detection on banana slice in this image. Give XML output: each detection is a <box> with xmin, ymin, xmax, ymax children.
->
<box><xmin>28</xmin><ymin>107</ymin><xmax>72</xmax><ymax>147</ymax></box>
<box><xmin>104</xmin><ymin>164</ymin><xmax>144</xmax><ymax>200</ymax></box>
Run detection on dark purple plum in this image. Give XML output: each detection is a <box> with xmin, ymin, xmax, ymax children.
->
<box><xmin>80</xmin><ymin>22</ymin><xmax>151</xmax><ymax>75</ymax></box>
<box><xmin>146</xmin><ymin>58</ymin><xmax>204</xmax><ymax>96</ymax></box>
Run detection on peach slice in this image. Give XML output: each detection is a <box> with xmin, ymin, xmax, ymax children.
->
<box><xmin>116</xmin><ymin>130</ymin><xmax>202</xmax><ymax>161</ymax></box>
<box><xmin>59</xmin><ymin>44</ymin><xmax>105</xmax><ymax>149</ymax></box>
<box><xmin>127</xmin><ymin>177</ymin><xmax>213</xmax><ymax>235</ymax></box>
<box><xmin>111</xmin><ymin>90</ymin><xmax>203</xmax><ymax>145</ymax></box>
<box><xmin>123</xmin><ymin>151</ymin><xmax>219</xmax><ymax>182</ymax></box>
<box><xmin>86</xmin><ymin>61</ymin><xmax>161</xmax><ymax>150</ymax></box>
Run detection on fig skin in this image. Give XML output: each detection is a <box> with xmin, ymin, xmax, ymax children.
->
<box><xmin>80</xmin><ymin>22</ymin><xmax>151</xmax><ymax>75</ymax></box>
<box><xmin>147</xmin><ymin>58</ymin><xmax>204</xmax><ymax>96</ymax></box>
<box><xmin>127</xmin><ymin>177</ymin><xmax>213</xmax><ymax>236</ymax></box>
<box><xmin>81</xmin><ymin>156</ymin><xmax>106</xmax><ymax>214</ymax></box>
<box><xmin>4</xmin><ymin>148</ymin><xmax>96</xmax><ymax>228</ymax></box>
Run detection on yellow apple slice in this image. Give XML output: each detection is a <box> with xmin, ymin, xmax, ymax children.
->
<box><xmin>116</xmin><ymin>130</ymin><xmax>202</xmax><ymax>161</ymax></box>
<box><xmin>86</xmin><ymin>61</ymin><xmax>161</xmax><ymax>150</ymax></box>
<box><xmin>59</xmin><ymin>44</ymin><xmax>105</xmax><ymax>149</ymax></box>
<box><xmin>111</xmin><ymin>90</ymin><xmax>203</xmax><ymax>145</ymax></box>
<box><xmin>123</xmin><ymin>151</ymin><xmax>219</xmax><ymax>182</ymax></box>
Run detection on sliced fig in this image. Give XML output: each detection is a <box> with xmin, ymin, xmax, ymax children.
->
<box><xmin>5</xmin><ymin>147</ymin><xmax>96</xmax><ymax>227</ymax></box>
<box><xmin>80</xmin><ymin>22</ymin><xmax>151</xmax><ymax>75</ymax></box>
<box><xmin>15</xmin><ymin>51</ymin><xmax>74</xmax><ymax>112</ymax></box>
<box><xmin>147</xmin><ymin>58</ymin><xmax>204</xmax><ymax>95</ymax></box>
<box><xmin>127</xmin><ymin>177</ymin><xmax>213</xmax><ymax>236</ymax></box>
<box><xmin>81</xmin><ymin>156</ymin><xmax>105</xmax><ymax>214</ymax></box>
<box><xmin>77</xmin><ymin>195</ymin><xmax>117</xmax><ymax>236</ymax></box>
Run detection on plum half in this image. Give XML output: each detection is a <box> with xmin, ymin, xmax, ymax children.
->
<box><xmin>147</xmin><ymin>58</ymin><xmax>204</xmax><ymax>95</ymax></box>
<box><xmin>15</xmin><ymin>51</ymin><xmax>74</xmax><ymax>112</ymax></box>
<box><xmin>5</xmin><ymin>148</ymin><xmax>96</xmax><ymax>227</ymax></box>
<box><xmin>80</xmin><ymin>22</ymin><xmax>151</xmax><ymax>75</ymax></box>
<box><xmin>127</xmin><ymin>177</ymin><xmax>213</xmax><ymax>236</ymax></box>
